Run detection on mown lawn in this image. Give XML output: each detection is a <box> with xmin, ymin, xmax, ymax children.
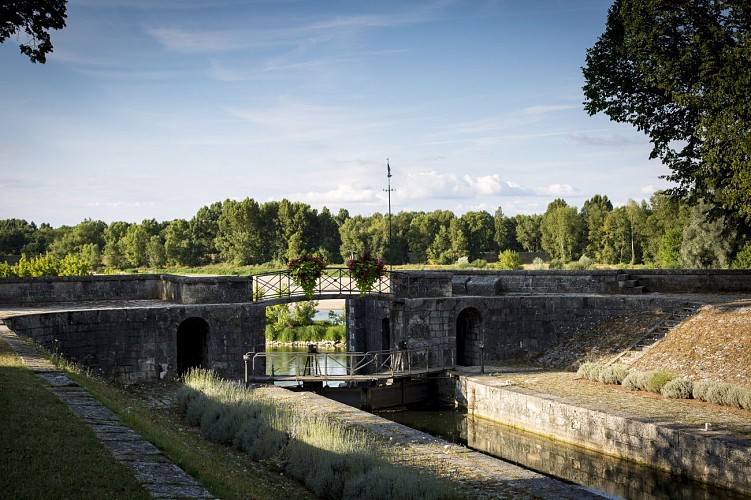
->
<box><xmin>0</xmin><ymin>338</ymin><xmax>315</xmax><ymax>500</ymax></box>
<box><xmin>0</xmin><ymin>340</ymin><xmax>149</xmax><ymax>499</ymax></box>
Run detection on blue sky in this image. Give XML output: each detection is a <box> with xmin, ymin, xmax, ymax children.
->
<box><xmin>1</xmin><ymin>0</ymin><xmax>673</xmax><ymax>227</ymax></box>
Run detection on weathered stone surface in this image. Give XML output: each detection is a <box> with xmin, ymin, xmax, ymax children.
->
<box><xmin>0</xmin><ymin>273</ymin><xmax>251</xmax><ymax>305</ymax></box>
<box><xmin>456</xmin><ymin>375</ymin><xmax>751</xmax><ymax>495</ymax></box>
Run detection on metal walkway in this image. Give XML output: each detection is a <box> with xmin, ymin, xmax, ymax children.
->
<box><xmin>244</xmin><ymin>346</ymin><xmax>454</xmax><ymax>384</ymax></box>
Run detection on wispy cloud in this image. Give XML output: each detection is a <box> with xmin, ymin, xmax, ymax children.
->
<box><xmin>570</xmin><ymin>131</ymin><xmax>643</xmax><ymax>146</ymax></box>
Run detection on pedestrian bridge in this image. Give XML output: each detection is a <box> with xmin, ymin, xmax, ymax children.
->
<box><xmin>243</xmin><ymin>345</ymin><xmax>453</xmax><ymax>385</ymax></box>
<box><xmin>251</xmin><ymin>267</ymin><xmax>394</xmax><ymax>304</ymax></box>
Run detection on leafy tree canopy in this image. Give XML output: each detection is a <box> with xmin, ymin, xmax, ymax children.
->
<box><xmin>1</xmin><ymin>0</ymin><xmax>67</xmax><ymax>63</ymax></box>
<box><xmin>583</xmin><ymin>0</ymin><xmax>751</xmax><ymax>222</ymax></box>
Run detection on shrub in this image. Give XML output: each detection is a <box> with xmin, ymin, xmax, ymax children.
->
<box><xmin>575</xmin><ymin>362</ymin><xmax>603</xmax><ymax>381</ymax></box>
<box><xmin>692</xmin><ymin>380</ymin><xmax>711</xmax><ymax>401</ymax></box>
<box><xmin>178</xmin><ymin>369</ymin><xmax>457</xmax><ymax>499</ymax></box>
<box><xmin>740</xmin><ymin>386</ymin><xmax>751</xmax><ymax>410</ymax></box>
<box><xmin>661</xmin><ymin>378</ymin><xmax>693</xmax><ymax>399</ymax></box>
<box><xmin>645</xmin><ymin>371</ymin><xmax>676</xmax><ymax>393</ymax></box>
<box><xmin>622</xmin><ymin>371</ymin><xmax>647</xmax><ymax>391</ymax></box>
<box><xmin>705</xmin><ymin>382</ymin><xmax>733</xmax><ymax>406</ymax></box>
<box><xmin>470</xmin><ymin>259</ymin><xmax>488</xmax><ymax>268</ymax></box>
<box><xmin>531</xmin><ymin>257</ymin><xmax>546</xmax><ymax>270</ymax></box>
<box><xmin>184</xmin><ymin>392</ymin><xmax>210</xmax><ymax>427</ymax></box>
<box><xmin>497</xmin><ymin>250</ymin><xmax>523</xmax><ymax>270</ymax></box>
<box><xmin>565</xmin><ymin>255</ymin><xmax>595</xmax><ymax>271</ymax></box>
<box><xmin>598</xmin><ymin>365</ymin><xmax>629</xmax><ymax>385</ymax></box>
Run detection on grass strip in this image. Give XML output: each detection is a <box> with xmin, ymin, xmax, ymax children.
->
<box><xmin>0</xmin><ymin>340</ymin><xmax>149</xmax><ymax>499</ymax></box>
<box><xmin>63</xmin><ymin>366</ymin><xmax>315</xmax><ymax>500</ymax></box>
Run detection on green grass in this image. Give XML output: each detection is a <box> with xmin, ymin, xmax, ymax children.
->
<box><xmin>178</xmin><ymin>369</ymin><xmax>462</xmax><ymax>500</ymax></box>
<box><xmin>1</xmin><ymin>338</ymin><xmax>315</xmax><ymax>500</ymax></box>
<box><xmin>0</xmin><ymin>340</ymin><xmax>149</xmax><ymax>499</ymax></box>
<box><xmin>63</xmin><ymin>368</ymin><xmax>316</xmax><ymax>500</ymax></box>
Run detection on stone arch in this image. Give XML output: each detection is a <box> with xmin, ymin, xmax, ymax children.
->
<box><xmin>456</xmin><ymin>307</ymin><xmax>482</xmax><ymax>366</ymax></box>
<box><xmin>177</xmin><ymin>317</ymin><xmax>210</xmax><ymax>375</ymax></box>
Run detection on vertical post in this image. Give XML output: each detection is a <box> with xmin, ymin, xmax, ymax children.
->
<box><xmin>479</xmin><ymin>342</ymin><xmax>485</xmax><ymax>374</ymax></box>
<box><xmin>384</xmin><ymin>159</ymin><xmax>393</xmax><ymax>266</ymax></box>
<box><xmin>243</xmin><ymin>352</ymin><xmax>250</xmax><ymax>387</ymax></box>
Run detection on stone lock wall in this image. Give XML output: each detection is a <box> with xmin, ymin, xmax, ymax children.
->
<box><xmin>3</xmin><ymin>304</ymin><xmax>265</xmax><ymax>383</ymax></box>
<box><xmin>0</xmin><ymin>274</ymin><xmax>252</xmax><ymax>305</ymax></box>
<box><xmin>389</xmin><ymin>294</ymin><xmax>685</xmax><ymax>364</ymax></box>
<box><xmin>456</xmin><ymin>376</ymin><xmax>751</xmax><ymax>495</ymax></box>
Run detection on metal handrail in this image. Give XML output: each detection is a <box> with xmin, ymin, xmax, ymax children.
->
<box><xmin>246</xmin><ymin>346</ymin><xmax>453</xmax><ymax>383</ymax></box>
<box><xmin>251</xmin><ymin>267</ymin><xmax>393</xmax><ymax>302</ymax></box>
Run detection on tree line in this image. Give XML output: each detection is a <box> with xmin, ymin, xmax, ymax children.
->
<box><xmin>1</xmin><ymin>192</ymin><xmax>749</xmax><ymax>271</ymax></box>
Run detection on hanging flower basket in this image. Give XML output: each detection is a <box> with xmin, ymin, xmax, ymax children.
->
<box><xmin>288</xmin><ymin>255</ymin><xmax>327</xmax><ymax>299</ymax></box>
<box><xmin>347</xmin><ymin>254</ymin><xmax>386</xmax><ymax>297</ymax></box>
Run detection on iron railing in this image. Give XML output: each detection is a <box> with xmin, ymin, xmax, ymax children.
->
<box><xmin>251</xmin><ymin>267</ymin><xmax>393</xmax><ymax>302</ymax></box>
<box><xmin>244</xmin><ymin>345</ymin><xmax>454</xmax><ymax>384</ymax></box>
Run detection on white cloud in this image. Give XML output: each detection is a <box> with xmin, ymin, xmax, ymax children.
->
<box><xmin>534</xmin><ymin>184</ymin><xmax>582</xmax><ymax>197</ymax></box>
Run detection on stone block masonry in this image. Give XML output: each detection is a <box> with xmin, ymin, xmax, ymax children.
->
<box><xmin>456</xmin><ymin>375</ymin><xmax>751</xmax><ymax>495</ymax></box>
<box><xmin>0</xmin><ymin>274</ymin><xmax>252</xmax><ymax>305</ymax></box>
<box><xmin>3</xmin><ymin>303</ymin><xmax>265</xmax><ymax>383</ymax></box>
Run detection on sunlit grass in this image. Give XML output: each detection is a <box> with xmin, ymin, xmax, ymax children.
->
<box><xmin>0</xmin><ymin>340</ymin><xmax>149</xmax><ymax>499</ymax></box>
<box><xmin>179</xmin><ymin>369</ymin><xmax>463</xmax><ymax>499</ymax></box>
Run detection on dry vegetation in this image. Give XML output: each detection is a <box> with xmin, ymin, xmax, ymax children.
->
<box><xmin>534</xmin><ymin>297</ymin><xmax>751</xmax><ymax>388</ymax></box>
<box><xmin>633</xmin><ymin>302</ymin><xmax>751</xmax><ymax>387</ymax></box>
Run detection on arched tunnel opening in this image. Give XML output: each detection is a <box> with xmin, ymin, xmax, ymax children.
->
<box><xmin>176</xmin><ymin>317</ymin><xmax>210</xmax><ymax>376</ymax></box>
<box><xmin>456</xmin><ymin>307</ymin><xmax>482</xmax><ymax>366</ymax></box>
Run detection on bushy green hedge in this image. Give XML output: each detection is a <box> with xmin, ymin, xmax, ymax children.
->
<box><xmin>0</xmin><ymin>254</ymin><xmax>90</xmax><ymax>278</ymax></box>
<box><xmin>176</xmin><ymin>369</ymin><xmax>459</xmax><ymax>500</ymax></box>
<box><xmin>270</xmin><ymin>324</ymin><xmax>345</xmax><ymax>343</ymax></box>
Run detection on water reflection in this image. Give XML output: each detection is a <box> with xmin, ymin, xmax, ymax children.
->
<box><xmin>265</xmin><ymin>345</ymin><xmax>348</xmax><ymax>386</ymax></box>
<box><xmin>377</xmin><ymin>408</ymin><xmax>749</xmax><ymax>500</ymax></box>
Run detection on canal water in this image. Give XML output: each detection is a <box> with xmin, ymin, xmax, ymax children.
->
<box><xmin>266</xmin><ymin>346</ymin><xmax>747</xmax><ymax>499</ymax></box>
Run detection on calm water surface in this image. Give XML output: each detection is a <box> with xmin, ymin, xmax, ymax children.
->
<box><xmin>377</xmin><ymin>407</ymin><xmax>749</xmax><ymax>500</ymax></box>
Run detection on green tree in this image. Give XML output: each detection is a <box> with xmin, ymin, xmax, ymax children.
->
<box><xmin>681</xmin><ymin>200</ymin><xmax>735</xmax><ymax>268</ymax></box>
<box><xmin>121</xmin><ymin>224</ymin><xmax>149</xmax><ymax>267</ymax></box>
<box><xmin>164</xmin><ymin>219</ymin><xmax>192</xmax><ymax>266</ymax></box>
<box><xmin>583</xmin><ymin>0</ymin><xmax>751</xmax><ymax>222</ymax></box>
<box><xmin>580</xmin><ymin>195</ymin><xmax>612</xmax><ymax>260</ymax></box>
<box><xmin>292</xmin><ymin>300</ymin><xmax>318</xmax><ymax>326</ymax></box>
<box><xmin>339</xmin><ymin>215</ymin><xmax>370</xmax><ymax>261</ymax></box>
<box><xmin>215</xmin><ymin>198</ymin><xmax>264</xmax><ymax>265</ymax></box>
<box><xmin>1</xmin><ymin>0</ymin><xmax>67</xmax><ymax>63</ymax></box>
<box><xmin>407</xmin><ymin>210</ymin><xmax>455</xmax><ymax>263</ymax></box>
<box><xmin>460</xmin><ymin>211</ymin><xmax>494</xmax><ymax>261</ymax></box>
<box><xmin>515</xmin><ymin>215</ymin><xmax>542</xmax><ymax>252</ymax></box>
<box><xmin>644</xmin><ymin>192</ymin><xmax>687</xmax><ymax>266</ymax></box>
<box><xmin>102</xmin><ymin>221</ymin><xmax>129</xmax><ymax>269</ymax></box>
<box><xmin>426</xmin><ymin>225</ymin><xmax>453</xmax><ymax>265</ymax></box>
<box><xmin>48</xmin><ymin>219</ymin><xmax>106</xmax><ymax>259</ymax></box>
<box><xmin>317</xmin><ymin>207</ymin><xmax>343</xmax><ymax>264</ymax></box>
<box><xmin>492</xmin><ymin>207</ymin><xmax>507</xmax><ymax>252</ymax></box>
<box><xmin>600</xmin><ymin>207</ymin><xmax>631</xmax><ymax>264</ymax></box>
<box><xmin>540</xmin><ymin>200</ymin><xmax>581</xmax><ymax>262</ymax></box>
<box><xmin>189</xmin><ymin>201</ymin><xmax>222</xmax><ymax>264</ymax></box>
<box><xmin>147</xmin><ymin>235</ymin><xmax>166</xmax><ymax>268</ymax></box>
<box><xmin>732</xmin><ymin>242</ymin><xmax>751</xmax><ymax>269</ymax></box>
<box><xmin>22</xmin><ymin>222</ymin><xmax>55</xmax><ymax>255</ymax></box>
<box><xmin>79</xmin><ymin>243</ymin><xmax>101</xmax><ymax>271</ymax></box>
<box><xmin>657</xmin><ymin>227</ymin><xmax>683</xmax><ymax>269</ymax></box>
<box><xmin>0</xmin><ymin>219</ymin><xmax>36</xmax><ymax>255</ymax></box>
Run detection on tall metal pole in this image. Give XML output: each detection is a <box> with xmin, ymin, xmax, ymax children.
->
<box><xmin>385</xmin><ymin>159</ymin><xmax>393</xmax><ymax>264</ymax></box>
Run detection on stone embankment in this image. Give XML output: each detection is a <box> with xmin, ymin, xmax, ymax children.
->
<box><xmin>456</xmin><ymin>370</ymin><xmax>751</xmax><ymax>496</ymax></box>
